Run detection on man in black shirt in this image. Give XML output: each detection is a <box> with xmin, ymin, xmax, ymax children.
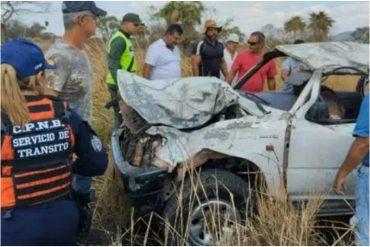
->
<box><xmin>192</xmin><ymin>19</ymin><xmax>228</xmax><ymax>78</ymax></box>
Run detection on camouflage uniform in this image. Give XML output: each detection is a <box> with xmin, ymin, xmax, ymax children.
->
<box><xmin>46</xmin><ymin>39</ymin><xmax>93</xmax><ymax>123</ymax></box>
<box><xmin>45</xmin><ymin>39</ymin><xmax>94</xmax><ymax>194</ymax></box>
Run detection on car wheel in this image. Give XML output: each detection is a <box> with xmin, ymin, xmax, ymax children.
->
<box><xmin>163</xmin><ymin>168</ymin><xmax>255</xmax><ymax>246</ymax></box>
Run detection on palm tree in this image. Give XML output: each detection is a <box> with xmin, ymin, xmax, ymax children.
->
<box><xmin>284</xmin><ymin>16</ymin><xmax>306</xmax><ymax>40</ymax></box>
<box><xmin>308</xmin><ymin>11</ymin><xmax>335</xmax><ymax>41</ymax></box>
<box><xmin>155</xmin><ymin>1</ymin><xmax>204</xmax><ymax>27</ymax></box>
<box><xmin>154</xmin><ymin>1</ymin><xmax>205</xmax><ymax>54</ymax></box>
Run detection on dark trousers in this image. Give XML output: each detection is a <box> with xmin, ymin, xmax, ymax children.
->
<box><xmin>1</xmin><ymin>200</ymin><xmax>79</xmax><ymax>246</ymax></box>
<box><xmin>107</xmin><ymin>84</ymin><xmax>123</xmax><ymax>129</ymax></box>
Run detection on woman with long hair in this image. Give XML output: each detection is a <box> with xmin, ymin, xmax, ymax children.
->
<box><xmin>1</xmin><ymin>39</ymin><xmax>108</xmax><ymax>245</ymax></box>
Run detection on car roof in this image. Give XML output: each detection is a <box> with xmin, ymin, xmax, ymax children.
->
<box><xmin>275</xmin><ymin>42</ymin><xmax>369</xmax><ymax>73</ymax></box>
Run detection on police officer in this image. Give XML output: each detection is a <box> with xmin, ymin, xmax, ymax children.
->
<box><xmin>1</xmin><ymin>39</ymin><xmax>108</xmax><ymax>245</ymax></box>
<box><xmin>106</xmin><ymin>13</ymin><xmax>144</xmax><ymax>129</ymax></box>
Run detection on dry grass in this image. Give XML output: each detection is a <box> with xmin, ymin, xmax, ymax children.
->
<box><xmin>36</xmin><ymin>37</ymin><xmax>356</xmax><ymax>245</ymax></box>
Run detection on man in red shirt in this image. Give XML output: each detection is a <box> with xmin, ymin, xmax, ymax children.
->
<box><xmin>226</xmin><ymin>31</ymin><xmax>276</xmax><ymax>92</ymax></box>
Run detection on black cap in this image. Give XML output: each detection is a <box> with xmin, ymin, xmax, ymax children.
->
<box><xmin>122</xmin><ymin>13</ymin><xmax>144</xmax><ymax>26</ymax></box>
<box><xmin>62</xmin><ymin>1</ymin><xmax>107</xmax><ymax>17</ymax></box>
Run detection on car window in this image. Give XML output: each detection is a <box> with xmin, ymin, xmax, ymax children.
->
<box><xmin>321</xmin><ymin>75</ymin><xmax>361</xmax><ymax>92</ymax></box>
<box><xmin>306</xmin><ymin>74</ymin><xmax>364</xmax><ymax>124</ymax></box>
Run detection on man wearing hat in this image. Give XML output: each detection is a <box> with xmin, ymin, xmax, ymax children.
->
<box><xmin>221</xmin><ymin>33</ymin><xmax>239</xmax><ymax>85</ymax></box>
<box><xmin>106</xmin><ymin>13</ymin><xmax>144</xmax><ymax>129</ymax></box>
<box><xmin>226</xmin><ymin>31</ymin><xmax>276</xmax><ymax>92</ymax></box>
<box><xmin>44</xmin><ymin>1</ymin><xmax>107</xmax><ymax>237</ymax></box>
<box><xmin>192</xmin><ymin>19</ymin><xmax>228</xmax><ymax>78</ymax></box>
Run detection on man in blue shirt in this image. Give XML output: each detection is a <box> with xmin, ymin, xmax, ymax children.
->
<box><xmin>192</xmin><ymin>19</ymin><xmax>228</xmax><ymax>78</ymax></box>
<box><xmin>333</xmin><ymin>94</ymin><xmax>369</xmax><ymax>246</ymax></box>
<box><xmin>281</xmin><ymin>39</ymin><xmax>308</xmax><ymax>93</ymax></box>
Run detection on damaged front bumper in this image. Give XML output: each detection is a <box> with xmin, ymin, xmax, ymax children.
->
<box><xmin>111</xmin><ymin>130</ymin><xmax>168</xmax><ymax>213</ymax></box>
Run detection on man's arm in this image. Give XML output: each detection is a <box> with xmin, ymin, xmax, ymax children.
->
<box><xmin>192</xmin><ymin>54</ymin><xmax>201</xmax><ymax>76</ymax></box>
<box><xmin>192</xmin><ymin>42</ymin><xmax>202</xmax><ymax>76</ymax></box>
<box><xmin>143</xmin><ymin>42</ymin><xmax>159</xmax><ymax>79</ymax></box>
<box><xmin>281</xmin><ymin>58</ymin><xmax>291</xmax><ymax>80</ymax></box>
<box><xmin>142</xmin><ymin>63</ymin><xmax>153</xmax><ymax>79</ymax></box>
<box><xmin>107</xmin><ymin>37</ymin><xmax>125</xmax><ymax>84</ymax></box>
<box><xmin>281</xmin><ymin>69</ymin><xmax>289</xmax><ymax>81</ymax></box>
<box><xmin>220</xmin><ymin>57</ymin><xmax>228</xmax><ymax>78</ymax></box>
<box><xmin>333</xmin><ymin>137</ymin><xmax>369</xmax><ymax>194</ymax></box>
<box><xmin>45</xmin><ymin>53</ymin><xmax>70</xmax><ymax>97</ymax></box>
<box><xmin>333</xmin><ymin>95</ymin><xmax>369</xmax><ymax>194</ymax></box>
<box><xmin>267</xmin><ymin>60</ymin><xmax>277</xmax><ymax>91</ymax></box>
<box><xmin>226</xmin><ymin>68</ymin><xmax>237</xmax><ymax>84</ymax></box>
<box><xmin>267</xmin><ymin>78</ymin><xmax>276</xmax><ymax>91</ymax></box>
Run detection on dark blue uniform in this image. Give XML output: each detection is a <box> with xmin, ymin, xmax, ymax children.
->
<box><xmin>193</xmin><ymin>39</ymin><xmax>224</xmax><ymax>78</ymax></box>
<box><xmin>1</xmin><ymin>97</ymin><xmax>108</xmax><ymax>246</ymax></box>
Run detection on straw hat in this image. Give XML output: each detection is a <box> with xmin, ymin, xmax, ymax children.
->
<box><xmin>203</xmin><ymin>19</ymin><xmax>222</xmax><ymax>33</ymax></box>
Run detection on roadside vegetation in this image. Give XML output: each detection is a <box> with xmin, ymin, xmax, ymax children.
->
<box><xmin>1</xmin><ymin>1</ymin><xmax>363</xmax><ymax>245</ymax></box>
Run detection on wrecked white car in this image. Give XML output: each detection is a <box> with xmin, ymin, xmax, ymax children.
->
<box><xmin>112</xmin><ymin>42</ymin><xmax>369</xmax><ymax>245</ymax></box>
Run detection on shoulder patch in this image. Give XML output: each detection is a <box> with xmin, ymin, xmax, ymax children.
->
<box><xmin>91</xmin><ymin>135</ymin><xmax>103</xmax><ymax>152</ymax></box>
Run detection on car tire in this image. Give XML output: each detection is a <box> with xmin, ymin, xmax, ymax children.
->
<box><xmin>163</xmin><ymin>168</ymin><xmax>255</xmax><ymax>246</ymax></box>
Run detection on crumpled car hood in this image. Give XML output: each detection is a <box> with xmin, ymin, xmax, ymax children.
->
<box><xmin>276</xmin><ymin>42</ymin><xmax>369</xmax><ymax>73</ymax></box>
<box><xmin>117</xmin><ymin>71</ymin><xmax>240</xmax><ymax>129</ymax></box>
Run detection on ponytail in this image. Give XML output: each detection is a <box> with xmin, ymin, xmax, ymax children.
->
<box><xmin>1</xmin><ymin>64</ymin><xmax>36</xmax><ymax>126</ymax></box>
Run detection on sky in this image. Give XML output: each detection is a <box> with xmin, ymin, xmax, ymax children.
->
<box><xmin>18</xmin><ymin>1</ymin><xmax>370</xmax><ymax>38</ymax></box>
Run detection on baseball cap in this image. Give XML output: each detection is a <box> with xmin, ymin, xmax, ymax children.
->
<box><xmin>203</xmin><ymin>19</ymin><xmax>222</xmax><ymax>33</ymax></box>
<box><xmin>62</xmin><ymin>1</ymin><xmax>107</xmax><ymax>17</ymax></box>
<box><xmin>1</xmin><ymin>39</ymin><xmax>57</xmax><ymax>79</ymax></box>
<box><xmin>122</xmin><ymin>13</ymin><xmax>144</xmax><ymax>26</ymax></box>
<box><xmin>226</xmin><ymin>33</ymin><xmax>239</xmax><ymax>43</ymax></box>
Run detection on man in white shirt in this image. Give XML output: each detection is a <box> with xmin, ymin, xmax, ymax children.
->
<box><xmin>221</xmin><ymin>33</ymin><xmax>239</xmax><ymax>85</ymax></box>
<box><xmin>143</xmin><ymin>24</ymin><xmax>183</xmax><ymax>80</ymax></box>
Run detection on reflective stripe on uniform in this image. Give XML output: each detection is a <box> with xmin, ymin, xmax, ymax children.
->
<box><xmin>1</xmin><ymin>96</ymin><xmax>74</xmax><ymax>209</ymax></box>
<box><xmin>106</xmin><ymin>31</ymin><xmax>137</xmax><ymax>85</ymax></box>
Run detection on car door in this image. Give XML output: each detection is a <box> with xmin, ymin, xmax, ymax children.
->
<box><xmin>286</xmin><ymin>74</ymin><xmax>361</xmax><ymax>202</ymax></box>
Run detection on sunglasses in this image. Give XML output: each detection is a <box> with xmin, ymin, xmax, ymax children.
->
<box><xmin>134</xmin><ymin>23</ymin><xmax>140</xmax><ymax>27</ymax></box>
<box><xmin>247</xmin><ymin>41</ymin><xmax>258</xmax><ymax>46</ymax></box>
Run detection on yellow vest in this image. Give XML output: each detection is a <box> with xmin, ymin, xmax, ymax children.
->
<box><xmin>106</xmin><ymin>31</ymin><xmax>137</xmax><ymax>85</ymax></box>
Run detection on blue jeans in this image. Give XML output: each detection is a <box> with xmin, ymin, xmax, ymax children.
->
<box><xmin>351</xmin><ymin>165</ymin><xmax>369</xmax><ymax>246</ymax></box>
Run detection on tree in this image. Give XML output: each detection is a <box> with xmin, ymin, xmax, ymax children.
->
<box><xmin>27</xmin><ymin>22</ymin><xmax>46</xmax><ymax>38</ymax></box>
<box><xmin>351</xmin><ymin>27</ymin><xmax>369</xmax><ymax>43</ymax></box>
<box><xmin>284</xmin><ymin>16</ymin><xmax>306</xmax><ymax>40</ymax></box>
<box><xmin>152</xmin><ymin>1</ymin><xmax>205</xmax><ymax>53</ymax></box>
<box><xmin>217</xmin><ymin>18</ymin><xmax>245</xmax><ymax>42</ymax></box>
<box><xmin>260</xmin><ymin>24</ymin><xmax>289</xmax><ymax>49</ymax></box>
<box><xmin>4</xmin><ymin>19</ymin><xmax>28</xmax><ymax>40</ymax></box>
<box><xmin>4</xmin><ymin>20</ymin><xmax>47</xmax><ymax>40</ymax></box>
<box><xmin>154</xmin><ymin>1</ymin><xmax>204</xmax><ymax>27</ymax></box>
<box><xmin>308</xmin><ymin>11</ymin><xmax>335</xmax><ymax>41</ymax></box>
<box><xmin>96</xmin><ymin>15</ymin><xmax>120</xmax><ymax>41</ymax></box>
<box><xmin>1</xmin><ymin>1</ymin><xmax>50</xmax><ymax>24</ymax></box>
<box><xmin>1</xmin><ymin>1</ymin><xmax>50</xmax><ymax>42</ymax></box>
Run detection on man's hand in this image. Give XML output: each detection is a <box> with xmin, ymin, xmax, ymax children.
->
<box><xmin>332</xmin><ymin>174</ymin><xmax>346</xmax><ymax>194</ymax></box>
<box><xmin>142</xmin><ymin>63</ymin><xmax>152</xmax><ymax>80</ymax></box>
